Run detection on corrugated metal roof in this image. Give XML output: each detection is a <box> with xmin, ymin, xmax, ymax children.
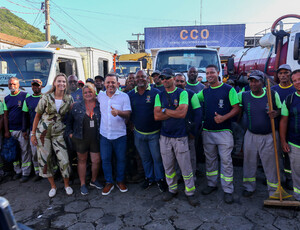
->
<box><xmin>0</xmin><ymin>32</ymin><xmax>32</xmax><ymax>47</ymax></box>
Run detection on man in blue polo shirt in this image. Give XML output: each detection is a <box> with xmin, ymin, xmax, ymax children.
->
<box><xmin>3</xmin><ymin>77</ymin><xmax>31</xmax><ymax>182</ymax></box>
<box><xmin>174</xmin><ymin>73</ymin><xmax>202</xmax><ymax>180</ymax></box>
<box><xmin>280</xmin><ymin>69</ymin><xmax>300</xmax><ymax>201</ymax></box>
<box><xmin>22</xmin><ymin>79</ymin><xmax>43</xmax><ymax>182</ymax></box>
<box><xmin>154</xmin><ymin>68</ymin><xmax>198</xmax><ymax>206</ymax></box>
<box><xmin>68</xmin><ymin>75</ymin><xmax>83</xmax><ymax>102</ymax></box>
<box><xmin>272</xmin><ymin>64</ymin><xmax>296</xmax><ymax>190</ymax></box>
<box><xmin>197</xmin><ymin>64</ymin><xmax>240</xmax><ymax>204</ymax></box>
<box><xmin>240</xmin><ymin>70</ymin><xmax>282</xmax><ymax>198</ymax></box>
<box><xmin>128</xmin><ymin>70</ymin><xmax>167</xmax><ymax>192</ymax></box>
<box><xmin>151</xmin><ymin>70</ymin><xmax>165</xmax><ymax>92</ymax></box>
<box><xmin>186</xmin><ymin>67</ymin><xmax>205</xmax><ymax>93</ymax></box>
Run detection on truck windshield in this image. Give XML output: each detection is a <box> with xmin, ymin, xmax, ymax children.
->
<box><xmin>155</xmin><ymin>49</ymin><xmax>220</xmax><ymax>73</ymax></box>
<box><xmin>0</xmin><ymin>51</ymin><xmax>53</xmax><ymax>87</ymax></box>
<box><xmin>116</xmin><ymin>61</ymin><xmax>140</xmax><ymax>76</ymax></box>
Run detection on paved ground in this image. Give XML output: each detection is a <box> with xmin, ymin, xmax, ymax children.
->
<box><xmin>1</xmin><ymin>164</ymin><xmax>300</xmax><ymax>230</ymax></box>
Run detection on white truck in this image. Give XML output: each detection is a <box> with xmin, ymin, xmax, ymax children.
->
<box><xmin>0</xmin><ymin>42</ymin><xmax>113</xmax><ymax>99</ymax></box>
<box><xmin>152</xmin><ymin>47</ymin><xmax>222</xmax><ymax>80</ymax></box>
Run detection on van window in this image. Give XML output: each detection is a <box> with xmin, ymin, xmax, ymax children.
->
<box><xmin>56</xmin><ymin>58</ymin><xmax>78</xmax><ymax>77</ymax></box>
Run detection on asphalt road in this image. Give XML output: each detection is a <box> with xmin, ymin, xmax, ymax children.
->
<box><xmin>0</xmin><ymin>164</ymin><xmax>299</xmax><ymax>230</ymax></box>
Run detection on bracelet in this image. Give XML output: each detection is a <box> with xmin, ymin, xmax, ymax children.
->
<box><xmin>30</xmin><ymin>133</ymin><xmax>36</xmax><ymax>137</ymax></box>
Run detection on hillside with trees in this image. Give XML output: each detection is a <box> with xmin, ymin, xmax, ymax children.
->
<box><xmin>0</xmin><ymin>8</ymin><xmax>69</xmax><ymax>45</ymax></box>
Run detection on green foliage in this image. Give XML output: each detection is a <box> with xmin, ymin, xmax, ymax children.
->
<box><xmin>0</xmin><ymin>8</ymin><xmax>70</xmax><ymax>45</ymax></box>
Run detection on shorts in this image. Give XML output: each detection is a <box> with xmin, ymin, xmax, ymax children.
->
<box><xmin>72</xmin><ymin>136</ymin><xmax>100</xmax><ymax>154</ymax></box>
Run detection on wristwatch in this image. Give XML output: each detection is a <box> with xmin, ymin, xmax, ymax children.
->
<box><xmin>162</xmin><ymin>108</ymin><xmax>166</xmax><ymax>113</ymax></box>
<box><xmin>30</xmin><ymin>133</ymin><xmax>36</xmax><ymax>137</ymax></box>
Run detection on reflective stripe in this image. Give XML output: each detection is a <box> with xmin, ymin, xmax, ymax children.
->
<box><xmin>53</xmin><ymin>166</ymin><xmax>58</xmax><ymax>170</ymax></box>
<box><xmin>170</xmin><ymin>184</ymin><xmax>178</xmax><ymax>190</ymax></box>
<box><xmin>185</xmin><ymin>186</ymin><xmax>195</xmax><ymax>192</ymax></box>
<box><xmin>206</xmin><ymin>170</ymin><xmax>218</xmax><ymax>177</ymax></box>
<box><xmin>22</xmin><ymin>162</ymin><xmax>32</xmax><ymax>167</ymax></box>
<box><xmin>13</xmin><ymin>161</ymin><xmax>20</xmax><ymax>166</ymax></box>
<box><xmin>34</xmin><ymin>167</ymin><xmax>39</xmax><ymax>172</ymax></box>
<box><xmin>166</xmin><ymin>172</ymin><xmax>176</xmax><ymax>179</ymax></box>
<box><xmin>267</xmin><ymin>180</ymin><xmax>278</xmax><ymax>188</ymax></box>
<box><xmin>284</xmin><ymin>169</ymin><xmax>292</xmax><ymax>174</ymax></box>
<box><xmin>182</xmin><ymin>172</ymin><xmax>193</xmax><ymax>180</ymax></box>
<box><xmin>294</xmin><ymin>187</ymin><xmax>300</xmax><ymax>194</ymax></box>
<box><xmin>243</xmin><ymin>177</ymin><xmax>256</xmax><ymax>182</ymax></box>
<box><xmin>220</xmin><ymin>174</ymin><xmax>233</xmax><ymax>182</ymax></box>
<box><xmin>134</xmin><ymin>127</ymin><xmax>160</xmax><ymax>135</ymax></box>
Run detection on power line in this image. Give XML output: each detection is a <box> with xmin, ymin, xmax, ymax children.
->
<box><xmin>51</xmin><ymin>17</ymin><xmax>85</xmax><ymax>47</ymax></box>
<box><xmin>51</xmin><ymin>1</ymin><xmax>124</xmax><ymax>53</ymax></box>
<box><xmin>4</xmin><ymin>8</ymin><xmax>39</xmax><ymax>14</ymax></box>
<box><xmin>4</xmin><ymin>0</ymin><xmax>41</xmax><ymax>11</ymax></box>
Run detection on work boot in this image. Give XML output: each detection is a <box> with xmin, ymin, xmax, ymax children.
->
<box><xmin>33</xmin><ymin>175</ymin><xmax>42</xmax><ymax>182</ymax></box>
<box><xmin>163</xmin><ymin>192</ymin><xmax>178</xmax><ymax>202</ymax></box>
<box><xmin>242</xmin><ymin>190</ymin><xmax>255</xmax><ymax>197</ymax></box>
<box><xmin>187</xmin><ymin>195</ymin><xmax>200</xmax><ymax>207</ymax></box>
<box><xmin>201</xmin><ymin>186</ymin><xmax>218</xmax><ymax>195</ymax></box>
<box><xmin>142</xmin><ymin>178</ymin><xmax>153</xmax><ymax>190</ymax></box>
<box><xmin>12</xmin><ymin>173</ymin><xmax>21</xmax><ymax>181</ymax></box>
<box><xmin>20</xmin><ymin>176</ymin><xmax>30</xmax><ymax>183</ymax></box>
<box><xmin>157</xmin><ymin>179</ymin><xmax>168</xmax><ymax>193</ymax></box>
<box><xmin>224</xmin><ymin>193</ymin><xmax>234</xmax><ymax>204</ymax></box>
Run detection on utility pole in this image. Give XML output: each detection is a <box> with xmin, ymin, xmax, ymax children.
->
<box><xmin>44</xmin><ymin>0</ymin><xmax>50</xmax><ymax>42</ymax></box>
<box><xmin>200</xmin><ymin>0</ymin><xmax>203</xmax><ymax>25</ymax></box>
<box><xmin>132</xmin><ymin>33</ymin><xmax>144</xmax><ymax>53</ymax></box>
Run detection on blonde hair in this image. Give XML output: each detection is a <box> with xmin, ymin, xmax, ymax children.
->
<box><xmin>82</xmin><ymin>83</ymin><xmax>96</xmax><ymax>99</ymax></box>
<box><xmin>47</xmin><ymin>73</ymin><xmax>69</xmax><ymax>94</ymax></box>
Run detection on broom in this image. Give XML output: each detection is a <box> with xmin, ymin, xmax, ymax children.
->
<box><xmin>264</xmin><ymin>78</ymin><xmax>300</xmax><ymax>207</ymax></box>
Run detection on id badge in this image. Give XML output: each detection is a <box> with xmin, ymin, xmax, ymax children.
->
<box><xmin>90</xmin><ymin>120</ymin><xmax>94</xmax><ymax>127</ymax></box>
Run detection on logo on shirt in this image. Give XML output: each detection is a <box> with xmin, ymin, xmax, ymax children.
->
<box><xmin>76</xmin><ymin>94</ymin><xmax>80</xmax><ymax>100</ymax></box>
<box><xmin>146</xmin><ymin>95</ymin><xmax>151</xmax><ymax>103</ymax></box>
<box><xmin>174</xmin><ymin>99</ymin><xmax>178</xmax><ymax>107</ymax></box>
<box><xmin>18</xmin><ymin>100</ymin><xmax>22</xmax><ymax>107</ymax></box>
<box><xmin>218</xmin><ymin>99</ymin><xmax>224</xmax><ymax>109</ymax></box>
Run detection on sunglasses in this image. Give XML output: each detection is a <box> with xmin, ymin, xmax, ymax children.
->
<box><xmin>160</xmin><ymin>76</ymin><xmax>172</xmax><ymax>80</ymax></box>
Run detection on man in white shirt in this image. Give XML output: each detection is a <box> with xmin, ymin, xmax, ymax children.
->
<box><xmin>97</xmin><ymin>73</ymin><xmax>131</xmax><ymax>196</ymax></box>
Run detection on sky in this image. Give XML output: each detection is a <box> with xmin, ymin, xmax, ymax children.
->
<box><xmin>1</xmin><ymin>0</ymin><xmax>300</xmax><ymax>54</ymax></box>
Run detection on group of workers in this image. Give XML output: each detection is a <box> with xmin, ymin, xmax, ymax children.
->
<box><xmin>0</xmin><ymin>63</ymin><xmax>300</xmax><ymax>207</ymax></box>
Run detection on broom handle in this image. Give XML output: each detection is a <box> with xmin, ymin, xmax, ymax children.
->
<box><xmin>266</xmin><ymin>79</ymin><xmax>282</xmax><ymax>201</ymax></box>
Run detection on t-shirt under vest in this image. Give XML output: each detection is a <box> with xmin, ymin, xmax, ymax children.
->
<box><xmin>128</xmin><ymin>86</ymin><xmax>161</xmax><ymax>134</ymax></box>
<box><xmin>271</xmin><ymin>84</ymin><xmax>296</xmax><ymax>103</ymax></box>
<box><xmin>22</xmin><ymin>94</ymin><xmax>42</xmax><ymax>130</ymax></box>
<box><xmin>197</xmin><ymin>83</ymin><xmax>239</xmax><ymax>132</ymax></box>
<box><xmin>186</xmin><ymin>81</ymin><xmax>205</xmax><ymax>94</ymax></box>
<box><xmin>155</xmin><ymin>87</ymin><xmax>188</xmax><ymax>138</ymax></box>
<box><xmin>281</xmin><ymin>92</ymin><xmax>300</xmax><ymax>148</ymax></box>
<box><xmin>240</xmin><ymin>89</ymin><xmax>282</xmax><ymax>135</ymax></box>
<box><xmin>3</xmin><ymin>91</ymin><xmax>28</xmax><ymax>131</ymax></box>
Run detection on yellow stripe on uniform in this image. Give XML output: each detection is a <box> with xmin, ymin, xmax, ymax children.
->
<box><xmin>243</xmin><ymin>177</ymin><xmax>256</xmax><ymax>182</ymax></box>
<box><xmin>220</xmin><ymin>174</ymin><xmax>233</xmax><ymax>182</ymax></box>
<box><xmin>206</xmin><ymin>170</ymin><xmax>218</xmax><ymax>177</ymax></box>
<box><xmin>166</xmin><ymin>172</ymin><xmax>176</xmax><ymax>179</ymax></box>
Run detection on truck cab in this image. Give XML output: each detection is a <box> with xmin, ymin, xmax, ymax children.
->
<box><xmin>153</xmin><ymin>47</ymin><xmax>222</xmax><ymax>80</ymax></box>
<box><xmin>0</xmin><ymin>42</ymin><xmax>84</xmax><ymax>99</ymax></box>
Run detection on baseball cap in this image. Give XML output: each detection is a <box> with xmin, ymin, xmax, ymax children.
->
<box><xmin>86</xmin><ymin>78</ymin><xmax>95</xmax><ymax>84</ymax></box>
<box><xmin>159</xmin><ymin>68</ymin><xmax>175</xmax><ymax>79</ymax></box>
<box><xmin>249</xmin><ymin>70</ymin><xmax>265</xmax><ymax>81</ymax></box>
<box><xmin>95</xmin><ymin>75</ymin><xmax>104</xmax><ymax>81</ymax></box>
<box><xmin>277</xmin><ymin>64</ymin><xmax>292</xmax><ymax>73</ymax></box>
<box><xmin>31</xmin><ymin>79</ymin><xmax>42</xmax><ymax>86</ymax></box>
<box><xmin>151</xmin><ymin>70</ymin><xmax>161</xmax><ymax>77</ymax></box>
<box><xmin>78</xmin><ymin>80</ymin><xmax>85</xmax><ymax>85</ymax></box>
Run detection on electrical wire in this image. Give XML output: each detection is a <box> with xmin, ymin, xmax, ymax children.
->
<box><xmin>3</xmin><ymin>9</ymin><xmax>39</xmax><ymax>14</ymax></box>
<box><xmin>4</xmin><ymin>0</ymin><xmax>41</xmax><ymax>11</ymax></box>
<box><xmin>51</xmin><ymin>0</ymin><xmax>125</xmax><ymax>53</ymax></box>
<box><xmin>51</xmin><ymin>17</ymin><xmax>85</xmax><ymax>47</ymax></box>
